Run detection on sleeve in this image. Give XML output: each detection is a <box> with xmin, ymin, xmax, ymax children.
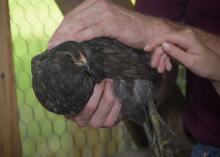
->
<box><xmin>135</xmin><ymin>0</ymin><xmax>188</xmax><ymax>22</ymax></box>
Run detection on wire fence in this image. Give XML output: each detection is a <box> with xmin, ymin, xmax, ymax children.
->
<box><xmin>9</xmin><ymin>0</ymin><xmax>186</xmax><ymax>156</ymax></box>
<box><xmin>9</xmin><ymin>0</ymin><xmax>135</xmax><ymax>157</ymax></box>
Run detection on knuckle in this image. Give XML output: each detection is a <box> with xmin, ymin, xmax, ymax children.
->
<box><xmin>84</xmin><ymin>106</ymin><xmax>96</xmax><ymax>115</ymax></box>
<box><xmin>102</xmin><ymin>94</ymin><xmax>115</xmax><ymax>105</ymax></box>
<box><xmin>102</xmin><ymin>87</ymin><xmax>115</xmax><ymax>105</ymax></box>
<box><xmin>105</xmin><ymin>78</ymin><xmax>113</xmax><ymax>83</ymax></box>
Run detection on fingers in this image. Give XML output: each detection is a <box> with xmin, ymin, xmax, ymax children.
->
<box><xmin>48</xmin><ymin>0</ymin><xmax>106</xmax><ymax>49</ymax></box>
<box><xmin>145</xmin><ymin>29</ymin><xmax>199</xmax><ymax>72</ymax></box>
<box><xmin>162</xmin><ymin>42</ymin><xmax>192</xmax><ymax>67</ymax></box>
<box><xmin>89</xmin><ymin>79</ymin><xmax>116</xmax><ymax>128</ymax></box>
<box><xmin>89</xmin><ymin>79</ymin><xmax>122</xmax><ymax>128</ymax></box>
<box><xmin>157</xmin><ymin>53</ymin><xmax>167</xmax><ymax>73</ymax></box>
<box><xmin>103</xmin><ymin>100</ymin><xmax>122</xmax><ymax>127</ymax></box>
<box><xmin>74</xmin><ymin>80</ymin><xmax>106</xmax><ymax>127</ymax></box>
<box><xmin>151</xmin><ymin>47</ymin><xmax>164</xmax><ymax>68</ymax></box>
<box><xmin>165</xmin><ymin>57</ymin><xmax>172</xmax><ymax>71</ymax></box>
<box><xmin>150</xmin><ymin>47</ymin><xmax>172</xmax><ymax>73</ymax></box>
<box><xmin>68</xmin><ymin>79</ymin><xmax>122</xmax><ymax>128</ymax></box>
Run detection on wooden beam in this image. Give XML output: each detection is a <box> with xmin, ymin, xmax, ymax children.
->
<box><xmin>0</xmin><ymin>0</ymin><xmax>22</xmax><ymax>156</ymax></box>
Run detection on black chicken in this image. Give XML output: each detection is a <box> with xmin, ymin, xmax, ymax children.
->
<box><xmin>31</xmin><ymin>37</ymin><xmax>173</xmax><ymax>157</ymax></box>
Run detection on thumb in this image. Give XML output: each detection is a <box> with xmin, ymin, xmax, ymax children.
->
<box><xmin>145</xmin><ymin>32</ymin><xmax>191</xmax><ymax>52</ymax></box>
<box><xmin>162</xmin><ymin>42</ymin><xmax>192</xmax><ymax>68</ymax></box>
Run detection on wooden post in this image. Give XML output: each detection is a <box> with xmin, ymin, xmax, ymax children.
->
<box><xmin>0</xmin><ymin>0</ymin><xmax>22</xmax><ymax>156</ymax></box>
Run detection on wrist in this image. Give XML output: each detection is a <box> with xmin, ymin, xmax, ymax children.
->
<box><xmin>144</xmin><ymin>17</ymin><xmax>180</xmax><ymax>42</ymax></box>
<box><xmin>132</xmin><ymin>13</ymin><xmax>181</xmax><ymax>49</ymax></box>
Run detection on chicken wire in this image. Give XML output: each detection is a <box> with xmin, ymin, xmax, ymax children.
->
<box><xmin>9</xmin><ymin>0</ymin><xmax>135</xmax><ymax>157</ymax></box>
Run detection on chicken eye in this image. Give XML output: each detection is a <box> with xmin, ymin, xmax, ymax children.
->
<box><xmin>63</xmin><ymin>51</ymin><xmax>87</xmax><ymax>66</ymax></box>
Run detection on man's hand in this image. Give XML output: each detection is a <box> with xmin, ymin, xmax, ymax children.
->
<box><xmin>48</xmin><ymin>0</ymin><xmax>171</xmax><ymax>50</ymax></box>
<box><xmin>145</xmin><ymin>29</ymin><xmax>220</xmax><ymax>82</ymax></box>
<box><xmin>66</xmin><ymin>79</ymin><xmax>122</xmax><ymax>128</ymax></box>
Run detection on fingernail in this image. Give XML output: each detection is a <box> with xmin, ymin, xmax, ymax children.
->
<box><xmin>162</xmin><ymin>42</ymin><xmax>170</xmax><ymax>50</ymax></box>
<box><xmin>151</xmin><ymin>61</ymin><xmax>156</xmax><ymax>68</ymax></box>
<box><xmin>158</xmin><ymin>66</ymin><xmax>165</xmax><ymax>73</ymax></box>
<box><xmin>167</xmin><ymin>64</ymin><xmax>172</xmax><ymax>71</ymax></box>
<box><xmin>77</xmin><ymin>122</ymin><xmax>87</xmax><ymax>127</ymax></box>
<box><xmin>157</xmin><ymin>67</ymin><xmax>161</xmax><ymax>73</ymax></box>
<box><xmin>75</xmin><ymin>118</ymin><xmax>87</xmax><ymax>127</ymax></box>
<box><xmin>144</xmin><ymin>45</ymin><xmax>150</xmax><ymax>51</ymax></box>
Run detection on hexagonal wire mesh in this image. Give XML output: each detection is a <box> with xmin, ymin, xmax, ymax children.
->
<box><xmin>9</xmin><ymin>0</ymin><xmax>187</xmax><ymax>156</ymax></box>
<box><xmin>9</xmin><ymin>0</ymin><xmax>137</xmax><ymax>157</ymax></box>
